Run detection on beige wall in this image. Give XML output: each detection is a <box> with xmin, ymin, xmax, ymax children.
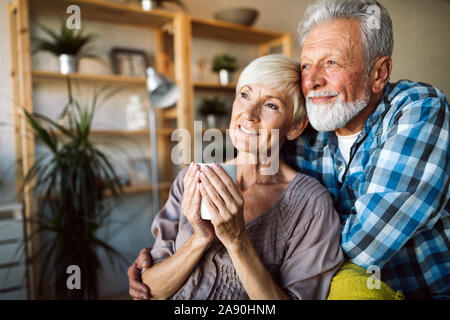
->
<box><xmin>382</xmin><ymin>0</ymin><xmax>450</xmax><ymax>94</ymax></box>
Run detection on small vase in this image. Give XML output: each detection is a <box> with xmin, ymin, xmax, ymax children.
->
<box><xmin>206</xmin><ymin>114</ymin><xmax>217</xmax><ymax>128</ymax></box>
<box><xmin>59</xmin><ymin>54</ymin><xmax>78</xmax><ymax>75</ymax></box>
<box><xmin>218</xmin><ymin>69</ymin><xmax>232</xmax><ymax>86</ymax></box>
<box><xmin>141</xmin><ymin>0</ymin><xmax>159</xmax><ymax>11</ymax></box>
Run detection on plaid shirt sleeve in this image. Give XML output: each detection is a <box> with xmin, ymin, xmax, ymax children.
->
<box><xmin>341</xmin><ymin>88</ymin><xmax>449</xmax><ymax>269</ymax></box>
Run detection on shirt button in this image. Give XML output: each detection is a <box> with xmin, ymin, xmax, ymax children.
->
<box><xmin>338</xmin><ymin>164</ymin><xmax>344</xmax><ymax>171</ymax></box>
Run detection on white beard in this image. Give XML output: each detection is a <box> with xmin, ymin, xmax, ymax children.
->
<box><xmin>306</xmin><ymin>90</ymin><xmax>370</xmax><ymax>132</ymax></box>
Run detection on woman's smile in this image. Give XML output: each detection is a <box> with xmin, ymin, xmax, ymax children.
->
<box><xmin>238</xmin><ymin>125</ymin><xmax>259</xmax><ymax>136</ymax></box>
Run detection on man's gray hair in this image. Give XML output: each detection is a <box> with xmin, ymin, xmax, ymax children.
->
<box><xmin>299</xmin><ymin>0</ymin><xmax>393</xmax><ymax>74</ymax></box>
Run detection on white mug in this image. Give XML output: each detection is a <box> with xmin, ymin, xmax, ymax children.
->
<box><xmin>198</xmin><ymin>163</ymin><xmax>237</xmax><ymax>220</ymax></box>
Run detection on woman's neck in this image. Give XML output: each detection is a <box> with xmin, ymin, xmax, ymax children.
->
<box><xmin>228</xmin><ymin>152</ymin><xmax>291</xmax><ymax>191</ymax></box>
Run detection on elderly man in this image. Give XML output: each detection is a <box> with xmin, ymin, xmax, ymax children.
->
<box><xmin>281</xmin><ymin>0</ymin><xmax>449</xmax><ymax>299</ymax></box>
<box><xmin>128</xmin><ymin>0</ymin><xmax>448</xmax><ymax>300</ymax></box>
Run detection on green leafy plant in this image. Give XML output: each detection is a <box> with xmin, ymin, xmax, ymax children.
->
<box><xmin>212</xmin><ymin>53</ymin><xmax>238</xmax><ymax>73</ymax></box>
<box><xmin>32</xmin><ymin>23</ymin><xmax>98</xmax><ymax>59</ymax></box>
<box><xmin>198</xmin><ymin>97</ymin><xmax>227</xmax><ymax>117</ymax></box>
<box><xmin>22</xmin><ymin>78</ymin><xmax>127</xmax><ymax>299</ymax></box>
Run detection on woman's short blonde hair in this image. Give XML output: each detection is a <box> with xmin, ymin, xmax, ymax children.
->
<box><xmin>236</xmin><ymin>54</ymin><xmax>306</xmax><ymax>126</ymax></box>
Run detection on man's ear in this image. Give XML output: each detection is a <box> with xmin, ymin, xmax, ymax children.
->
<box><xmin>286</xmin><ymin>117</ymin><xmax>308</xmax><ymax>141</ymax></box>
<box><xmin>370</xmin><ymin>56</ymin><xmax>392</xmax><ymax>94</ymax></box>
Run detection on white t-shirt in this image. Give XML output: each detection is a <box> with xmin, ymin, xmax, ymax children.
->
<box><xmin>336</xmin><ymin>131</ymin><xmax>361</xmax><ymax>165</ymax></box>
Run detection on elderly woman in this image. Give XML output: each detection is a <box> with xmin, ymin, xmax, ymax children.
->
<box><xmin>130</xmin><ymin>54</ymin><xmax>344</xmax><ymax>300</ymax></box>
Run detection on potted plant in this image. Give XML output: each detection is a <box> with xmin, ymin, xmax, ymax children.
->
<box><xmin>140</xmin><ymin>0</ymin><xmax>186</xmax><ymax>11</ymax></box>
<box><xmin>198</xmin><ymin>97</ymin><xmax>227</xmax><ymax>128</ymax></box>
<box><xmin>32</xmin><ymin>23</ymin><xmax>98</xmax><ymax>74</ymax></box>
<box><xmin>21</xmin><ymin>79</ymin><xmax>127</xmax><ymax>299</ymax></box>
<box><xmin>212</xmin><ymin>53</ymin><xmax>238</xmax><ymax>86</ymax></box>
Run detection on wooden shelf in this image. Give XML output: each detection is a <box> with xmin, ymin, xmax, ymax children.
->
<box><xmin>32</xmin><ymin>70</ymin><xmax>146</xmax><ymax>85</ymax></box>
<box><xmin>29</xmin><ymin>0</ymin><xmax>174</xmax><ymax>28</ymax></box>
<box><xmin>91</xmin><ymin>128</ymin><xmax>173</xmax><ymax>136</ymax></box>
<box><xmin>43</xmin><ymin>182</ymin><xmax>172</xmax><ymax>198</ymax></box>
<box><xmin>161</xmin><ymin>107</ymin><xmax>177</xmax><ymax>120</ymax></box>
<box><xmin>112</xmin><ymin>182</ymin><xmax>172</xmax><ymax>196</ymax></box>
<box><xmin>194</xmin><ymin>81</ymin><xmax>236</xmax><ymax>91</ymax></box>
<box><xmin>191</xmin><ymin>17</ymin><xmax>284</xmax><ymax>44</ymax></box>
<box><xmin>51</xmin><ymin>128</ymin><xmax>173</xmax><ymax>136</ymax></box>
<box><xmin>200</xmin><ymin>127</ymin><xmax>227</xmax><ymax>134</ymax></box>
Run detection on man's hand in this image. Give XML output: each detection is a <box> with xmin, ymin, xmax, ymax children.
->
<box><xmin>127</xmin><ymin>248</ymin><xmax>153</xmax><ymax>300</ymax></box>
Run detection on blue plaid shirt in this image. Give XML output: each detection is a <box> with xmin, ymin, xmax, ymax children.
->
<box><xmin>282</xmin><ymin>80</ymin><xmax>449</xmax><ymax>299</ymax></box>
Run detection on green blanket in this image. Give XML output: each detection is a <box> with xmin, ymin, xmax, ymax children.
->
<box><xmin>327</xmin><ymin>262</ymin><xmax>404</xmax><ymax>300</ymax></box>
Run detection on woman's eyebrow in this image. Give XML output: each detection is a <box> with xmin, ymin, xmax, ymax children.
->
<box><xmin>265</xmin><ymin>95</ymin><xmax>286</xmax><ymax>105</ymax></box>
<box><xmin>241</xmin><ymin>86</ymin><xmax>285</xmax><ymax>104</ymax></box>
<box><xmin>265</xmin><ymin>95</ymin><xmax>282</xmax><ymax>100</ymax></box>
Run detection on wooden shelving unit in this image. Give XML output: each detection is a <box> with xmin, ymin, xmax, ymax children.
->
<box><xmin>191</xmin><ymin>17</ymin><xmax>292</xmax><ymax>57</ymax></box>
<box><xmin>28</xmin><ymin>0</ymin><xmax>174</xmax><ymax>28</ymax></box>
<box><xmin>32</xmin><ymin>70</ymin><xmax>147</xmax><ymax>85</ymax></box>
<box><xmin>191</xmin><ymin>17</ymin><xmax>286</xmax><ymax>44</ymax></box>
<box><xmin>89</xmin><ymin>128</ymin><xmax>173</xmax><ymax>136</ymax></box>
<box><xmin>161</xmin><ymin>107</ymin><xmax>177</xmax><ymax>120</ymax></box>
<box><xmin>106</xmin><ymin>182</ymin><xmax>172</xmax><ymax>197</ymax></box>
<box><xmin>52</xmin><ymin>128</ymin><xmax>173</xmax><ymax>136</ymax></box>
<box><xmin>194</xmin><ymin>81</ymin><xmax>236</xmax><ymax>91</ymax></box>
<box><xmin>200</xmin><ymin>128</ymin><xmax>227</xmax><ymax>134</ymax></box>
<box><xmin>8</xmin><ymin>0</ymin><xmax>292</xmax><ymax>299</ymax></box>
<box><xmin>41</xmin><ymin>182</ymin><xmax>172</xmax><ymax>199</ymax></box>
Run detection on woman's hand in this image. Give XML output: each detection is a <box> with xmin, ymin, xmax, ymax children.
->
<box><xmin>199</xmin><ymin>163</ymin><xmax>246</xmax><ymax>249</ymax></box>
<box><xmin>182</xmin><ymin>163</ymin><xmax>215</xmax><ymax>245</ymax></box>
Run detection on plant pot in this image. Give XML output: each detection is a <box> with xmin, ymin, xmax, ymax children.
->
<box><xmin>59</xmin><ymin>54</ymin><xmax>78</xmax><ymax>74</ymax></box>
<box><xmin>206</xmin><ymin>114</ymin><xmax>217</xmax><ymax>128</ymax></box>
<box><xmin>141</xmin><ymin>0</ymin><xmax>160</xmax><ymax>11</ymax></box>
<box><xmin>218</xmin><ymin>69</ymin><xmax>233</xmax><ymax>86</ymax></box>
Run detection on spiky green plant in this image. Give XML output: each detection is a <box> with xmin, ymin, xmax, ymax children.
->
<box><xmin>198</xmin><ymin>97</ymin><xmax>227</xmax><ymax>116</ymax></box>
<box><xmin>212</xmin><ymin>53</ymin><xmax>238</xmax><ymax>73</ymax></box>
<box><xmin>32</xmin><ymin>23</ymin><xmax>98</xmax><ymax>59</ymax></box>
<box><xmin>22</xmin><ymin>78</ymin><xmax>127</xmax><ymax>299</ymax></box>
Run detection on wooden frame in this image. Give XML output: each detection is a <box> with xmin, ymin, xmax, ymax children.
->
<box><xmin>32</xmin><ymin>70</ymin><xmax>147</xmax><ymax>84</ymax></box>
<box><xmin>9</xmin><ymin>0</ymin><xmax>37</xmax><ymax>300</ymax></box>
<box><xmin>28</xmin><ymin>0</ymin><xmax>175</xmax><ymax>29</ymax></box>
<box><xmin>9</xmin><ymin>0</ymin><xmax>293</xmax><ymax>299</ymax></box>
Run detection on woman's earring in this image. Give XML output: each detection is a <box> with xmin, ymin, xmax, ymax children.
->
<box><xmin>287</xmin><ymin>135</ymin><xmax>292</xmax><ymax>139</ymax></box>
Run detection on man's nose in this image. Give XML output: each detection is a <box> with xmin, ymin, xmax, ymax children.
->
<box><xmin>302</xmin><ymin>65</ymin><xmax>326</xmax><ymax>92</ymax></box>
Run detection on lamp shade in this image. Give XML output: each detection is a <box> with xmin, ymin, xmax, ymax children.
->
<box><xmin>146</xmin><ymin>67</ymin><xmax>180</xmax><ymax>108</ymax></box>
